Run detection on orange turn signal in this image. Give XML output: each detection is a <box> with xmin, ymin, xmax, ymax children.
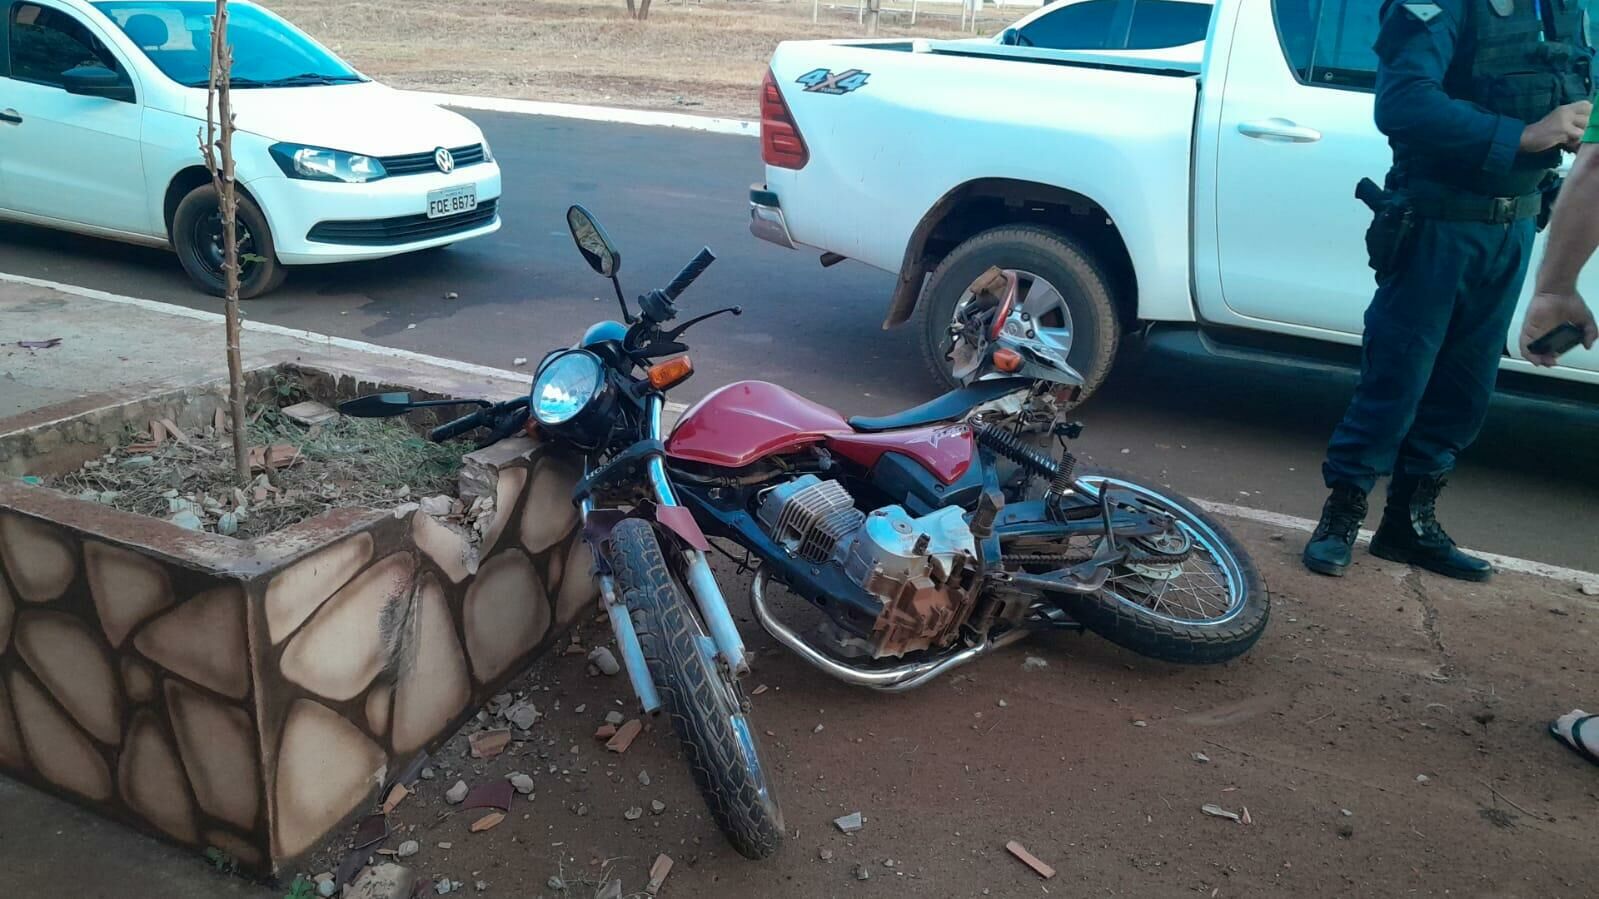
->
<box><xmin>648</xmin><ymin>355</ymin><xmax>695</xmax><ymax>390</ymax></box>
<box><xmin>992</xmin><ymin>348</ymin><xmax>1023</xmax><ymax>373</ymax></box>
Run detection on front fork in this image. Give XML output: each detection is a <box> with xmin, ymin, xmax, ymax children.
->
<box><xmin>583</xmin><ymin>394</ymin><xmax>750</xmax><ymax>716</ymax></box>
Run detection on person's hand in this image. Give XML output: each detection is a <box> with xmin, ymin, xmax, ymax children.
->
<box><xmin>1520</xmin><ymin>291</ymin><xmax>1598</xmax><ymax>366</ymax></box>
<box><xmin>1521</xmin><ymin>101</ymin><xmax>1593</xmax><ymax>153</ymax></box>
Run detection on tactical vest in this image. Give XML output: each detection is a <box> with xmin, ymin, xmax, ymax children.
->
<box><xmin>1465</xmin><ymin>0</ymin><xmax>1595</xmax><ymax>194</ymax></box>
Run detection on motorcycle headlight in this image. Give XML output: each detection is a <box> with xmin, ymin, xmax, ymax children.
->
<box><xmin>531</xmin><ymin>350</ymin><xmax>605</xmax><ymax>426</ymax></box>
<box><xmin>269</xmin><ymin>143</ymin><xmax>387</xmax><ymax>183</ymax></box>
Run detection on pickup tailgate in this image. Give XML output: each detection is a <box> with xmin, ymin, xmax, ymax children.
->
<box><xmin>765</xmin><ymin>40</ymin><xmax>1201</xmax><ymax>317</ymax></box>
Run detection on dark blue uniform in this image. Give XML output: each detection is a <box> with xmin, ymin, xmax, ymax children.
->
<box><xmin>1307</xmin><ymin>0</ymin><xmax>1592</xmax><ymax>581</ymax></box>
<box><xmin>1322</xmin><ymin>0</ymin><xmax>1537</xmax><ymax>492</ymax></box>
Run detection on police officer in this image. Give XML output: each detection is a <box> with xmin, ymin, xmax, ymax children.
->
<box><xmin>1304</xmin><ymin>0</ymin><xmax>1594</xmax><ymax>581</ymax></box>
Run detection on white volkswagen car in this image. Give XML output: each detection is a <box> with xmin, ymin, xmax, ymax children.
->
<box><xmin>0</xmin><ymin>0</ymin><xmax>502</xmax><ymax>297</ymax></box>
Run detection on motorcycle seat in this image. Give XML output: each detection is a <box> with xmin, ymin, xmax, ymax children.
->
<box><xmin>846</xmin><ymin>378</ymin><xmax>1034</xmax><ymax>433</ymax></box>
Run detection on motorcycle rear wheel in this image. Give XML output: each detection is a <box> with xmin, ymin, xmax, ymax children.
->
<box><xmin>1047</xmin><ymin>469</ymin><xmax>1268</xmax><ymax>665</ymax></box>
<box><xmin>608</xmin><ymin>518</ymin><xmax>784</xmax><ymax>860</ymax></box>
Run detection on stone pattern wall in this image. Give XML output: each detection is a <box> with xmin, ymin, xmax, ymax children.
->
<box><xmin>0</xmin><ymin>441</ymin><xmax>595</xmax><ymax>874</ymax></box>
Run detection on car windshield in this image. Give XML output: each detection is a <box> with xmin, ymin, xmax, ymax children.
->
<box><xmin>92</xmin><ymin>0</ymin><xmax>364</xmax><ymax>88</ymax></box>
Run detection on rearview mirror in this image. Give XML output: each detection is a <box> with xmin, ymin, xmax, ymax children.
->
<box><xmin>338</xmin><ymin>392</ymin><xmax>416</xmax><ymax>418</ymax></box>
<box><xmin>566</xmin><ymin>205</ymin><xmax>620</xmax><ymax>278</ymax></box>
<box><xmin>62</xmin><ymin>66</ymin><xmax>135</xmax><ymax>103</ymax></box>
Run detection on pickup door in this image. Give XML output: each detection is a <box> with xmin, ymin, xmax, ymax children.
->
<box><xmin>1193</xmin><ymin>0</ymin><xmax>1598</xmax><ymax>380</ymax></box>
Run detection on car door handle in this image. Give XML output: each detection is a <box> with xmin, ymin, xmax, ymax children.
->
<box><xmin>1237</xmin><ymin>118</ymin><xmax>1321</xmax><ymax>143</ymax></box>
<box><xmin>0</xmin><ymin>109</ymin><xmax>21</xmax><ymax>125</ymax></box>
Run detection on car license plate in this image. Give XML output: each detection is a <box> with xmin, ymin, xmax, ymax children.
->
<box><xmin>426</xmin><ymin>185</ymin><xmax>476</xmax><ymax>219</ymax></box>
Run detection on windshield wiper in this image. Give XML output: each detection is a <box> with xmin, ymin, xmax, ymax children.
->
<box><xmin>235</xmin><ymin>73</ymin><xmax>364</xmax><ymax>88</ymax></box>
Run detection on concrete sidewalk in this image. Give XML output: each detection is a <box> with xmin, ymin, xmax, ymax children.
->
<box><xmin>1</xmin><ymin>276</ymin><xmax>530</xmax><ymax>430</ymax></box>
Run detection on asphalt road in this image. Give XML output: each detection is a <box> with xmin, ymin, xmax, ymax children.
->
<box><xmin>1</xmin><ymin>111</ymin><xmax>1595</xmax><ymax>570</ymax></box>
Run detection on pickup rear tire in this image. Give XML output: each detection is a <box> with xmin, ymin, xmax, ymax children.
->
<box><xmin>914</xmin><ymin>225</ymin><xmax>1120</xmax><ymax>402</ymax></box>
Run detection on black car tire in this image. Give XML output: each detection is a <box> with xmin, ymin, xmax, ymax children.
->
<box><xmin>913</xmin><ymin>225</ymin><xmax>1120</xmax><ymax>403</ymax></box>
<box><xmin>172</xmin><ymin>184</ymin><xmax>287</xmax><ymax>299</ymax></box>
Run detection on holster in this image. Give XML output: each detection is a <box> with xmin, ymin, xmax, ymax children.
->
<box><xmin>1356</xmin><ymin>177</ymin><xmax>1415</xmax><ymax>280</ymax></box>
<box><xmin>1538</xmin><ymin>172</ymin><xmax>1562</xmax><ymax>232</ymax></box>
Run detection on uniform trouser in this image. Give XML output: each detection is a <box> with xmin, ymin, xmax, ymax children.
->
<box><xmin>1321</xmin><ymin>216</ymin><xmax>1535</xmax><ymax>495</ymax></box>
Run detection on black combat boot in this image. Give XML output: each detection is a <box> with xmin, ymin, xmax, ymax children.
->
<box><xmin>1369</xmin><ymin>474</ymin><xmax>1492</xmax><ymax>582</ymax></box>
<box><xmin>1302</xmin><ymin>484</ymin><xmax>1368</xmax><ymax>577</ymax></box>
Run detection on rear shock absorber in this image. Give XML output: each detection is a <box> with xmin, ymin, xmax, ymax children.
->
<box><xmin>973</xmin><ymin>423</ymin><xmax>1077</xmax><ymax>498</ymax></box>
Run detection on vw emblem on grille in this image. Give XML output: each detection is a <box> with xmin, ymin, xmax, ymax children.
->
<box><xmin>434</xmin><ymin>147</ymin><xmax>455</xmax><ymax>174</ymax></box>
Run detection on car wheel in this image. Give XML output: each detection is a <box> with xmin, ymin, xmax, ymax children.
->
<box><xmin>912</xmin><ymin>225</ymin><xmax>1120</xmax><ymax>403</ymax></box>
<box><xmin>172</xmin><ymin>184</ymin><xmax>287</xmax><ymax>299</ymax></box>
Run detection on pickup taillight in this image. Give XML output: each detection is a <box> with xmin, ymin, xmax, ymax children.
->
<box><xmin>760</xmin><ymin>70</ymin><xmax>809</xmax><ymax>170</ymax></box>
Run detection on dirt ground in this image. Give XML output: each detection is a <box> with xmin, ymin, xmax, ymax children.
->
<box><xmin>262</xmin><ymin>0</ymin><xmax>1009</xmax><ymax>118</ymax></box>
<box><xmin>308</xmin><ymin>515</ymin><xmax>1599</xmax><ymax>898</ymax></box>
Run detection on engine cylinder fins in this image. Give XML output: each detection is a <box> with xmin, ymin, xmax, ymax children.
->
<box><xmin>756</xmin><ymin>474</ymin><xmax>866</xmax><ymax>563</ymax></box>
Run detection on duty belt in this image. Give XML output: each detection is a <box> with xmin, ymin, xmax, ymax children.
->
<box><xmin>1405</xmin><ymin>184</ymin><xmax>1542</xmax><ymax>224</ymax></box>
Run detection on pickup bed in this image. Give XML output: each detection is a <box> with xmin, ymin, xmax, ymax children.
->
<box><xmin>750</xmin><ymin>0</ymin><xmax>1599</xmax><ymax>400</ymax></box>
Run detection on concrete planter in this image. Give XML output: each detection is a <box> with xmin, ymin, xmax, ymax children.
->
<box><xmin>0</xmin><ymin>365</ymin><xmax>593</xmax><ymax>875</ymax></box>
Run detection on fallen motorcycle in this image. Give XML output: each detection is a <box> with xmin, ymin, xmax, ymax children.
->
<box><xmin>342</xmin><ymin>207</ymin><xmax>1268</xmax><ymax>860</ymax></box>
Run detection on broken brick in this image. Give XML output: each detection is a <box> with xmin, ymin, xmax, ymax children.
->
<box><xmin>469</xmin><ymin>729</ymin><xmax>512</xmax><ymax>760</ymax></box>
<box><xmin>594</xmin><ymin>724</ymin><xmax>618</xmax><ymax>741</ymax></box>
<box><xmin>646</xmin><ymin>854</ymin><xmax>673</xmax><ymax>895</ymax></box>
<box><xmin>606</xmin><ymin>719</ymin><xmax>643</xmax><ymax>754</ymax></box>
<box><xmin>1006</xmin><ymin>841</ymin><xmax>1056</xmax><ymax>879</ymax></box>
<box><xmin>381</xmin><ymin>783</ymin><xmax>409</xmax><ymax>815</ymax></box>
<box><xmin>469</xmin><ymin>811</ymin><xmax>506</xmax><ymax>833</ymax></box>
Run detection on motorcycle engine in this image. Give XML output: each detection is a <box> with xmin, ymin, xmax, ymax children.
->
<box><xmin>757</xmin><ymin>475</ymin><xmax>982</xmax><ymax>658</ymax></box>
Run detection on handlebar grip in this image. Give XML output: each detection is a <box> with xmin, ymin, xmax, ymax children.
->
<box><xmin>662</xmin><ymin>247</ymin><xmax>716</xmax><ymax>301</ymax></box>
<box><xmin>429</xmin><ymin>410</ymin><xmax>486</xmax><ymax>442</ymax></box>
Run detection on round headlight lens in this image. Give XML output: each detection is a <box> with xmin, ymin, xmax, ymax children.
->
<box><xmin>531</xmin><ymin>350</ymin><xmax>604</xmax><ymax>426</ymax></box>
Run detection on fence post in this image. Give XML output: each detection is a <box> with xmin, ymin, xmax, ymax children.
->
<box><xmin>866</xmin><ymin>0</ymin><xmax>880</xmax><ymax>34</ymax></box>
<box><xmin>813</xmin><ymin>0</ymin><xmax>819</xmax><ymax>23</ymax></box>
<box><xmin>910</xmin><ymin>0</ymin><xmax>918</xmax><ymax>24</ymax></box>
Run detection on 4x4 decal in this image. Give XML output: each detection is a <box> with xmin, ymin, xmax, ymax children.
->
<box><xmin>796</xmin><ymin>68</ymin><xmax>870</xmax><ymax>94</ymax></box>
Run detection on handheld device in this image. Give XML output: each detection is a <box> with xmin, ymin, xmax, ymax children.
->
<box><xmin>1527</xmin><ymin>321</ymin><xmax>1585</xmax><ymax>358</ymax></box>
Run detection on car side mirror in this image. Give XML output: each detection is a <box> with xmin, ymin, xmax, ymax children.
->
<box><xmin>566</xmin><ymin>204</ymin><xmax>621</xmax><ymax>278</ymax></box>
<box><xmin>62</xmin><ymin>66</ymin><xmax>135</xmax><ymax>103</ymax></box>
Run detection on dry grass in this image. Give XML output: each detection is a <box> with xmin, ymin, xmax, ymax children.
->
<box><xmin>49</xmin><ymin>395</ymin><xmax>465</xmax><ymax>540</ymax></box>
<box><xmin>262</xmin><ymin>0</ymin><xmax>1008</xmax><ymax>117</ymax></box>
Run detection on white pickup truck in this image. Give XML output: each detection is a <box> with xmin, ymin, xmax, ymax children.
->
<box><xmin>749</xmin><ymin>0</ymin><xmax>1599</xmax><ymax>400</ymax></box>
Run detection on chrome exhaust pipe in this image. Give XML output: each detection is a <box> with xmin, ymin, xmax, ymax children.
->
<box><xmin>749</xmin><ymin>571</ymin><xmax>1028</xmax><ymax>693</ymax></box>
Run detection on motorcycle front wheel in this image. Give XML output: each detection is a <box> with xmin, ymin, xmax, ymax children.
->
<box><xmin>607</xmin><ymin>518</ymin><xmax>784</xmax><ymax>859</ymax></box>
<box><xmin>1051</xmin><ymin>469</ymin><xmax>1268</xmax><ymax>665</ymax></box>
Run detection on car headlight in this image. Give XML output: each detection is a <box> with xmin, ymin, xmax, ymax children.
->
<box><xmin>480</xmin><ymin>137</ymin><xmax>494</xmax><ymax>163</ymax></box>
<box><xmin>269</xmin><ymin>143</ymin><xmax>387</xmax><ymax>183</ymax></box>
<box><xmin>532</xmin><ymin>350</ymin><xmax>605</xmax><ymax>426</ymax></box>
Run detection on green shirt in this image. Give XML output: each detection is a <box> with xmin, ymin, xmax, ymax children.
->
<box><xmin>1585</xmin><ymin>92</ymin><xmax>1599</xmax><ymax>143</ymax></box>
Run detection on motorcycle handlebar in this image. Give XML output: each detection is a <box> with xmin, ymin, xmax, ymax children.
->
<box><xmin>429</xmin><ymin>410</ymin><xmax>487</xmax><ymax>442</ymax></box>
<box><xmin>661</xmin><ymin>247</ymin><xmax>715</xmax><ymax>302</ymax></box>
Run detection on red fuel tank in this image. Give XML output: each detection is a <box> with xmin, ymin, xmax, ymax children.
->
<box><xmin>665</xmin><ymin>381</ymin><xmax>974</xmax><ymax>484</ymax></box>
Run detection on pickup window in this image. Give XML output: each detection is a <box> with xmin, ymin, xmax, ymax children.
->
<box><xmin>1126</xmin><ymin>0</ymin><xmax>1213</xmax><ymax>49</ymax></box>
<box><xmin>1274</xmin><ymin>0</ymin><xmax>1380</xmax><ymax>91</ymax></box>
<box><xmin>1018</xmin><ymin>0</ymin><xmax>1211</xmax><ymax>52</ymax></box>
<box><xmin>1019</xmin><ymin>0</ymin><xmax>1119</xmax><ymax>50</ymax></box>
